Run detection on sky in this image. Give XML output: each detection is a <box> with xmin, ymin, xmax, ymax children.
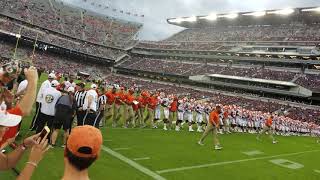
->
<box><xmin>61</xmin><ymin>0</ymin><xmax>320</xmax><ymax>41</ymax></box>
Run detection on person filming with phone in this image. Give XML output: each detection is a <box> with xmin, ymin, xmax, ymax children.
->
<box><xmin>0</xmin><ymin>61</ymin><xmax>50</xmax><ymax>180</ymax></box>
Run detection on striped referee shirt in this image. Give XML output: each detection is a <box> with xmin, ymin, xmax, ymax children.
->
<box><xmin>75</xmin><ymin>90</ymin><xmax>87</xmax><ymax>109</ymax></box>
<box><xmin>97</xmin><ymin>94</ymin><xmax>107</xmax><ymax>111</ymax></box>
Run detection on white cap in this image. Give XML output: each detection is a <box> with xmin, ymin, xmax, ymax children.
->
<box><xmin>0</xmin><ymin>104</ymin><xmax>22</xmax><ymax>127</ymax></box>
<box><xmin>51</xmin><ymin>80</ymin><xmax>59</xmax><ymax>87</ymax></box>
<box><xmin>48</xmin><ymin>73</ymin><xmax>56</xmax><ymax>79</ymax></box>
<box><xmin>67</xmin><ymin>86</ymin><xmax>75</xmax><ymax>93</ymax></box>
<box><xmin>91</xmin><ymin>84</ymin><xmax>97</xmax><ymax>89</ymax></box>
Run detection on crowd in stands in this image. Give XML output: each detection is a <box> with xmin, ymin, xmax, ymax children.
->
<box><xmin>166</xmin><ymin>23</ymin><xmax>320</xmax><ymax>42</ymax></box>
<box><xmin>0</xmin><ymin>41</ymin><xmax>110</xmax><ymax>79</ymax></box>
<box><xmin>0</xmin><ymin>0</ymin><xmax>141</xmax><ymax>48</ymax></box>
<box><xmin>120</xmin><ymin>57</ymin><xmax>298</xmax><ymax>79</ymax></box>
<box><xmin>0</xmin><ymin>16</ymin><xmax>126</xmax><ymax>60</ymax></box>
<box><xmin>119</xmin><ymin>57</ymin><xmax>320</xmax><ymax>91</ymax></box>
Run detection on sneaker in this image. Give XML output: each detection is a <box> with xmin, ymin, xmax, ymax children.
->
<box><xmin>1</xmin><ymin>149</ymin><xmax>6</xmax><ymax>153</ymax></box>
<box><xmin>189</xmin><ymin>128</ymin><xmax>194</xmax><ymax>132</ymax></box>
<box><xmin>112</xmin><ymin>123</ymin><xmax>117</xmax><ymax>128</ymax></box>
<box><xmin>197</xmin><ymin>129</ymin><xmax>203</xmax><ymax>132</ymax></box>
<box><xmin>175</xmin><ymin>126</ymin><xmax>180</xmax><ymax>131</ymax></box>
<box><xmin>215</xmin><ymin>145</ymin><xmax>223</xmax><ymax>150</ymax></box>
<box><xmin>152</xmin><ymin>125</ymin><xmax>158</xmax><ymax>129</ymax></box>
<box><xmin>198</xmin><ymin>141</ymin><xmax>204</xmax><ymax>146</ymax></box>
<box><xmin>61</xmin><ymin>144</ymin><xmax>65</xmax><ymax>148</ymax></box>
<box><xmin>272</xmin><ymin>140</ymin><xmax>278</xmax><ymax>144</ymax></box>
<box><xmin>163</xmin><ymin>127</ymin><xmax>168</xmax><ymax>131</ymax></box>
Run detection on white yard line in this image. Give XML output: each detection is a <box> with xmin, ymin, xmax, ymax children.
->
<box><xmin>156</xmin><ymin>150</ymin><xmax>320</xmax><ymax>174</ymax></box>
<box><xmin>133</xmin><ymin>157</ymin><xmax>151</xmax><ymax>161</ymax></box>
<box><xmin>102</xmin><ymin>146</ymin><xmax>166</xmax><ymax>180</ymax></box>
<box><xmin>114</xmin><ymin>147</ymin><xmax>131</xmax><ymax>150</ymax></box>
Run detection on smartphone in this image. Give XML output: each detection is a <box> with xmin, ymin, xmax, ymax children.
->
<box><xmin>39</xmin><ymin>126</ymin><xmax>50</xmax><ymax>141</ymax></box>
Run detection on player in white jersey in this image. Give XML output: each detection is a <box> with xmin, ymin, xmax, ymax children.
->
<box><xmin>83</xmin><ymin>84</ymin><xmax>99</xmax><ymax>126</ymax></box>
<box><xmin>154</xmin><ymin>92</ymin><xmax>162</xmax><ymax>124</ymax></box>
<box><xmin>37</xmin><ymin>80</ymin><xmax>61</xmax><ymax>134</ymax></box>
<box><xmin>184</xmin><ymin>99</ymin><xmax>194</xmax><ymax>132</ymax></box>
<box><xmin>175</xmin><ymin>99</ymin><xmax>184</xmax><ymax>131</ymax></box>
<box><xmin>195</xmin><ymin>102</ymin><xmax>205</xmax><ymax>132</ymax></box>
<box><xmin>30</xmin><ymin>73</ymin><xmax>55</xmax><ymax>131</ymax></box>
<box><xmin>161</xmin><ymin>95</ymin><xmax>171</xmax><ymax>130</ymax></box>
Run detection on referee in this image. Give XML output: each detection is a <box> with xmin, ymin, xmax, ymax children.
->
<box><xmin>74</xmin><ymin>82</ymin><xmax>87</xmax><ymax>126</ymax></box>
<box><xmin>95</xmin><ymin>87</ymin><xmax>107</xmax><ymax>128</ymax></box>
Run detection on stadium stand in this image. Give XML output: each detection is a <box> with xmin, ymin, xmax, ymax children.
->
<box><xmin>0</xmin><ymin>0</ymin><xmax>142</xmax><ymax>48</ymax></box>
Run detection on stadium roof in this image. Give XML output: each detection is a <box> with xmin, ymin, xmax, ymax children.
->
<box><xmin>167</xmin><ymin>7</ymin><xmax>320</xmax><ymax>28</ymax></box>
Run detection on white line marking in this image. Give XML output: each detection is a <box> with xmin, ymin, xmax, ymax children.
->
<box><xmin>114</xmin><ymin>148</ymin><xmax>131</xmax><ymax>150</ymax></box>
<box><xmin>156</xmin><ymin>150</ymin><xmax>320</xmax><ymax>174</ymax></box>
<box><xmin>134</xmin><ymin>157</ymin><xmax>151</xmax><ymax>161</ymax></box>
<box><xmin>102</xmin><ymin>146</ymin><xmax>166</xmax><ymax>180</ymax></box>
<box><xmin>242</xmin><ymin>150</ymin><xmax>264</xmax><ymax>156</ymax></box>
<box><xmin>315</xmin><ymin>169</ymin><xmax>320</xmax><ymax>174</ymax></box>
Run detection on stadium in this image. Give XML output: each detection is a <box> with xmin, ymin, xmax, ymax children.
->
<box><xmin>0</xmin><ymin>0</ymin><xmax>320</xmax><ymax>179</ymax></box>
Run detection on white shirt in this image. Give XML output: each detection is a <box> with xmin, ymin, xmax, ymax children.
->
<box><xmin>83</xmin><ymin>89</ymin><xmax>98</xmax><ymax>112</ymax></box>
<box><xmin>36</xmin><ymin>80</ymin><xmax>51</xmax><ymax>102</ymax></box>
<box><xmin>64</xmin><ymin>81</ymin><xmax>71</xmax><ymax>91</ymax></box>
<box><xmin>17</xmin><ymin>80</ymin><xmax>28</xmax><ymax>95</ymax></box>
<box><xmin>40</xmin><ymin>87</ymin><xmax>61</xmax><ymax>116</ymax></box>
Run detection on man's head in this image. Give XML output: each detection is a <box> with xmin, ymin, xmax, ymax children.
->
<box><xmin>64</xmin><ymin>125</ymin><xmax>102</xmax><ymax>171</ymax></box>
<box><xmin>215</xmin><ymin>105</ymin><xmax>222</xmax><ymax>114</ymax></box>
<box><xmin>91</xmin><ymin>84</ymin><xmax>97</xmax><ymax>90</ymax></box>
<box><xmin>48</xmin><ymin>73</ymin><xmax>56</xmax><ymax>82</ymax></box>
<box><xmin>76</xmin><ymin>82</ymin><xmax>85</xmax><ymax>91</ymax></box>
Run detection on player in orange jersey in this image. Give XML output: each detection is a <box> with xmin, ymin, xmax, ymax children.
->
<box><xmin>256</xmin><ymin>115</ymin><xmax>278</xmax><ymax>144</ymax></box>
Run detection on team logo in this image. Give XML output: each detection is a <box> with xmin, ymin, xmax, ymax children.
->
<box><xmin>45</xmin><ymin>95</ymin><xmax>54</xmax><ymax>103</ymax></box>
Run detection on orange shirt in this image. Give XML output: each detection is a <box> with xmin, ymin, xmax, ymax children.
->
<box><xmin>126</xmin><ymin>94</ymin><xmax>135</xmax><ymax>105</ymax></box>
<box><xmin>148</xmin><ymin>96</ymin><xmax>158</xmax><ymax>110</ymax></box>
<box><xmin>105</xmin><ymin>91</ymin><xmax>116</xmax><ymax>105</ymax></box>
<box><xmin>266</xmin><ymin>117</ymin><xmax>273</xmax><ymax>127</ymax></box>
<box><xmin>115</xmin><ymin>91</ymin><xmax>125</xmax><ymax>105</ymax></box>
<box><xmin>169</xmin><ymin>100</ymin><xmax>178</xmax><ymax>112</ymax></box>
<box><xmin>137</xmin><ymin>96</ymin><xmax>145</xmax><ymax>108</ymax></box>
<box><xmin>209</xmin><ymin>111</ymin><xmax>220</xmax><ymax>126</ymax></box>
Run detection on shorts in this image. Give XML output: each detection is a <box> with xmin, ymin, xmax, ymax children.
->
<box><xmin>54</xmin><ymin>105</ymin><xmax>74</xmax><ymax>130</ymax></box>
<box><xmin>36</xmin><ymin>113</ymin><xmax>54</xmax><ymax>133</ymax></box>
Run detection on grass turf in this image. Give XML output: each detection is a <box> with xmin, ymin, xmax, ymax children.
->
<box><xmin>1</xmin><ymin>74</ymin><xmax>320</xmax><ymax>180</ymax></box>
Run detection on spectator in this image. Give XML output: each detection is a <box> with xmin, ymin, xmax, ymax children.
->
<box><xmin>62</xmin><ymin>125</ymin><xmax>102</xmax><ymax>180</ymax></box>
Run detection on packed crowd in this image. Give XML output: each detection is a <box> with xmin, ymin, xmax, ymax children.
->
<box><xmin>0</xmin><ymin>0</ymin><xmax>141</xmax><ymax>48</ymax></box>
<box><xmin>119</xmin><ymin>57</ymin><xmax>299</xmax><ymax>79</ymax></box>
<box><xmin>119</xmin><ymin>57</ymin><xmax>320</xmax><ymax>91</ymax></box>
<box><xmin>0</xmin><ymin>41</ymin><xmax>110</xmax><ymax>79</ymax></box>
<box><xmin>166</xmin><ymin>23</ymin><xmax>320</xmax><ymax>42</ymax></box>
<box><xmin>0</xmin><ymin>16</ymin><xmax>126</xmax><ymax>60</ymax></box>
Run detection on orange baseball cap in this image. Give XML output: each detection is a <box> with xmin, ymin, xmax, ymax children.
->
<box><xmin>66</xmin><ymin>125</ymin><xmax>103</xmax><ymax>158</ymax></box>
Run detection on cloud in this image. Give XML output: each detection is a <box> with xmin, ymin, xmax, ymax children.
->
<box><xmin>61</xmin><ymin>0</ymin><xmax>320</xmax><ymax>41</ymax></box>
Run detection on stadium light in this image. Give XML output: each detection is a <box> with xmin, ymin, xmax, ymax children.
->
<box><xmin>301</xmin><ymin>7</ymin><xmax>320</xmax><ymax>12</ymax></box>
<box><xmin>218</xmin><ymin>13</ymin><xmax>238</xmax><ymax>19</ymax></box>
<box><xmin>268</xmin><ymin>8</ymin><xmax>294</xmax><ymax>15</ymax></box>
<box><xmin>199</xmin><ymin>13</ymin><xmax>217</xmax><ymax>21</ymax></box>
<box><xmin>243</xmin><ymin>11</ymin><xmax>266</xmax><ymax>17</ymax></box>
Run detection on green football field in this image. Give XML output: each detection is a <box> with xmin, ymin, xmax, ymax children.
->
<box><xmin>1</xmin><ymin>74</ymin><xmax>320</xmax><ymax>180</ymax></box>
